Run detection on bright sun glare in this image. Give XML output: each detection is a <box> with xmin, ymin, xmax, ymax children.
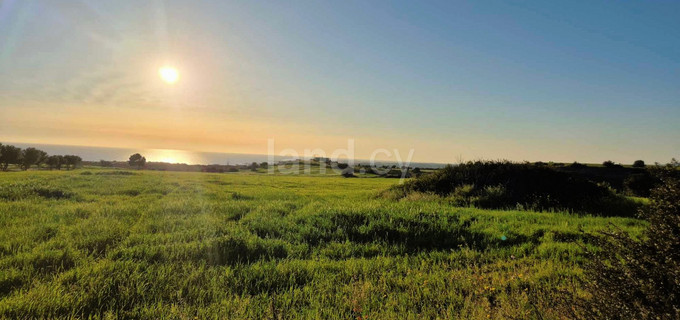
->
<box><xmin>159</xmin><ymin>67</ymin><xmax>179</xmax><ymax>84</ymax></box>
<box><xmin>160</xmin><ymin>157</ymin><xmax>178</xmax><ymax>163</ymax></box>
<box><xmin>146</xmin><ymin>149</ymin><xmax>194</xmax><ymax>164</ymax></box>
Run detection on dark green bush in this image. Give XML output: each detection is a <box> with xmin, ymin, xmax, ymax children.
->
<box><xmin>624</xmin><ymin>173</ymin><xmax>658</xmax><ymax>197</ymax></box>
<box><xmin>341</xmin><ymin>167</ymin><xmax>355</xmax><ymax>177</ymax></box>
<box><xmin>574</xmin><ymin>167</ymin><xmax>680</xmax><ymax>319</ymax></box>
<box><xmin>393</xmin><ymin>161</ymin><xmax>638</xmax><ymax>216</ymax></box>
<box><xmin>632</xmin><ymin>160</ymin><xmax>646</xmax><ymax>168</ymax></box>
<box><xmin>603</xmin><ymin>160</ymin><xmax>623</xmax><ymax>169</ymax></box>
<box><xmin>569</xmin><ymin>161</ymin><xmax>588</xmax><ymax>169</ymax></box>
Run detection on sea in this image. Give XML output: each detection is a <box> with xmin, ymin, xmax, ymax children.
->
<box><xmin>7</xmin><ymin>142</ymin><xmax>449</xmax><ymax>169</ymax></box>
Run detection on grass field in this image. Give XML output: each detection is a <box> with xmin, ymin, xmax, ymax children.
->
<box><xmin>0</xmin><ymin>169</ymin><xmax>646</xmax><ymax>319</ymax></box>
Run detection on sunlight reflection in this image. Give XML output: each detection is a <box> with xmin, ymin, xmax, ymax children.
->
<box><xmin>144</xmin><ymin>149</ymin><xmax>200</xmax><ymax>164</ymax></box>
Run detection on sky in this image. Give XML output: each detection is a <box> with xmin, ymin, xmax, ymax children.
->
<box><xmin>0</xmin><ymin>0</ymin><xmax>679</xmax><ymax>164</ymax></box>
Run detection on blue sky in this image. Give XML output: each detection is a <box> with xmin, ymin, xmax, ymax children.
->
<box><xmin>0</xmin><ymin>1</ymin><xmax>678</xmax><ymax>163</ymax></box>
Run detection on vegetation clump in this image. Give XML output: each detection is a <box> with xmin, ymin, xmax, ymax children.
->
<box><xmin>392</xmin><ymin>161</ymin><xmax>639</xmax><ymax>216</ymax></box>
<box><xmin>632</xmin><ymin>159</ymin><xmax>646</xmax><ymax>168</ymax></box>
<box><xmin>0</xmin><ymin>182</ymin><xmax>75</xmax><ymax>201</ymax></box>
<box><xmin>94</xmin><ymin>170</ymin><xmax>137</xmax><ymax>176</ymax></box>
<box><xmin>574</xmin><ymin>166</ymin><xmax>680</xmax><ymax>319</ymax></box>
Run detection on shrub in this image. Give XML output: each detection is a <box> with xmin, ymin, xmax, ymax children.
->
<box><xmin>569</xmin><ymin>161</ymin><xmax>587</xmax><ymax>169</ymax></box>
<box><xmin>602</xmin><ymin>160</ymin><xmax>623</xmax><ymax>169</ymax></box>
<box><xmin>203</xmin><ymin>165</ymin><xmax>224</xmax><ymax>173</ymax></box>
<box><xmin>393</xmin><ymin>161</ymin><xmax>638</xmax><ymax>216</ymax></box>
<box><xmin>474</xmin><ymin>184</ymin><xmax>509</xmax><ymax>208</ymax></box>
<box><xmin>632</xmin><ymin>160</ymin><xmax>646</xmax><ymax>168</ymax></box>
<box><xmin>99</xmin><ymin>160</ymin><xmax>113</xmax><ymax>167</ymax></box>
<box><xmin>362</xmin><ymin>166</ymin><xmax>381</xmax><ymax>175</ymax></box>
<box><xmin>446</xmin><ymin>184</ymin><xmax>475</xmax><ymax>207</ymax></box>
<box><xmin>341</xmin><ymin>167</ymin><xmax>355</xmax><ymax>178</ymax></box>
<box><xmin>574</xmin><ymin>166</ymin><xmax>680</xmax><ymax>319</ymax></box>
<box><xmin>624</xmin><ymin>173</ymin><xmax>658</xmax><ymax>197</ymax></box>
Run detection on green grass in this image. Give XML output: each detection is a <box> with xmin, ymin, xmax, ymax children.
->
<box><xmin>0</xmin><ymin>169</ymin><xmax>646</xmax><ymax>319</ymax></box>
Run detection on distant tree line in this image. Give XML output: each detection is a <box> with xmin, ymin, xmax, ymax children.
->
<box><xmin>0</xmin><ymin>143</ymin><xmax>82</xmax><ymax>171</ymax></box>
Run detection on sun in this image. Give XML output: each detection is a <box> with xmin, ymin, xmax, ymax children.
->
<box><xmin>159</xmin><ymin>67</ymin><xmax>179</xmax><ymax>84</ymax></box>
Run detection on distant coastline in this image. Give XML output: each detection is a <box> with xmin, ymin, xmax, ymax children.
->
<box><xmin>7</xmin><ymin>142</ymin><xmax>449</xmax><ymax>169</ymax></box>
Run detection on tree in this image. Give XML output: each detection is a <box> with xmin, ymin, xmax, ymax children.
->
<box><xmin>63</xmin><ymin>155</ymin><xmax>82</xmax><ymax>170</ymax></box>
<box><xmin>46</xmin><ymin>155</ymin><xmax>63</xmax><ymax>170</ymax></box>
<box><xmin>20</xmin><ymin>147</ymin><xmax>43</xmax><ymax>170</ymax></box>
<box><xmin>56</xmin><ymin>156</ymin><xmax>65</xmax><ymax>170</ymax></box>
<box><xmin>602</xmin><ymin>160</ymin><xmax>616</xmax><ymax>168</ymax></box>
<box><xmin>0</xmin><ymin>144</ymin><xmax>21</xmax><ymax>171</ymax></box>
<box><xmin>632</xmin><ymin>160</ymin><xmax>646</xmax><ymax>168</ymax></box>
<box><xmin>36</xmin><ymin>150</ymin><xmax>48</xmax><ymax>168</ymax></box>
<box><xmin>250</xmin><ymin>162</ymin><xmax>259</xmax><ymax>171</ymax></box>
<box><xmin>259</xmin><ymin>162</ymin><xmax>268</xmax><ymax>169</ymax></box>
<box><xmin>128</xmin><ymin>153</ymin><xmax>146</xmax><ymax>170</ymax></box>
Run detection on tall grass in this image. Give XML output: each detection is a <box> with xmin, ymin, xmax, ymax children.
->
<box><xmin>0</xmin><ymin>169</ymin><xmax>645</xmax><ymax>319</ymax></box>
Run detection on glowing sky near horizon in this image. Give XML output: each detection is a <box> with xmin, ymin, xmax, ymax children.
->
<box><xmin>0</xmin><ymin>1</ymin><xmax>678</xmax><ymax>164</ymax></box>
